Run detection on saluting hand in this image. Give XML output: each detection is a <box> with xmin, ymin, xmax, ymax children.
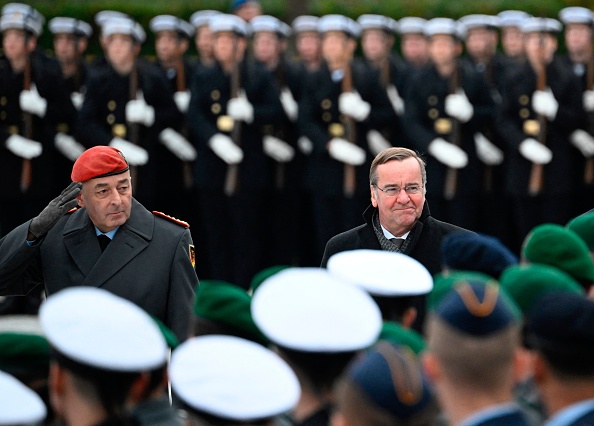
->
<box><xmin>29</xmin><ymin>181</ymin><xmax>82</xmax><ymax>239</ymax></box>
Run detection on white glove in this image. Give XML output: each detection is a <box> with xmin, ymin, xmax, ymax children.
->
<box><xmin>5</xmin><ymin>134</ymin><xmax>42</xmax><ymax>159</ymax></box>
<box><xmin>208</xmin><ymin>133</ymin><xmax>243</xmax><ymax>165</ymax></box>
<box><xmin>174</xmin><ymin>91</ymin><xmax>191</xmax><ymax>113</ymax></box>
<box><xmin>532</xmin><ymin>88</ymin><xmax>558</xmax><ymax>121</ymax></box>
<box><xmin>109</xmin><ymin>137</ymin><xmax>149</xmax><ymax>166</ymax></box>
<box><xmin>263</xmin><ymin>135</ymin><xmax>295</xmax><ymax>163</ymax></box>
<box><xmin>519</xmin><ymin>138</ymin><xmax>552</xmax><ymax>164</ymax></box>
<box><xmin>474</xmin><ymin>133</ymin><xmax>504</xmax><ymax>166</ymax></box>
<box><xmin>445</xmin><ymin>89</ymin><xmax>474</xmax><ymax>123</ymax></box>
<box><xmin>583</xmin><ymin>90</ymin><xmax>594</xmax><ymax>112</ymax></box>
<box><xmin>328</xmin><ymin>138</ymin><xmax>366</xmax><ymax>166</ymax></box>
<box><xmin>428</xmin><ymin>138</ymin><xmax>468</xmax><ymax>169</ymax></box>
<box><xmin>297</xmin><ymin>136</ymin><xmax>313</xmax><ymax>155</ymax></box>
<box><xmin>339</xmin><ymin>91</ymin><xmax>371</xmax><ymax>121</ymax></box>
<box><xmin>570</xmin><ymin>129</ymin><xmax>594</xmax><ymax>157</ymax></box>
<box><xmin>227</xmin><ymin>90</ymin><xmax>254</xmax><ymax>124</ymax></box>
<box><xmin>159</xmin><ymin>128</ymin><xmax>197</xmax><ymax>161</ymax></box>
<box><xmin>367</xmin><ymin>130</ymin><xmax>392</xmax><ymax>155</ymax></box>
<box><xmin>19</xmin><ymin>84</ymin><xmax>47</xmax><ymax>118</ymax></box>
<box><xmin>280</xmin><ymin>88</ymin><xmax>298</xmax><ymax>122</ymax></box>
<box><xmin>71</xmin><ymin>92</ymin><xmax>84</xmax><ymax>110</ymax></box>
<box><xmin>386</xmin><ymin>85</ymin><xmax>405</xmax><ymax>115</ymax></box>
<box><xmin>54</xmin><ymin>132</ymin><xmax>85</xmax><ymax>162</ymax></box>
<box><xmin>126</xmin><ymin>91</ymin><xmax>155</xmax><ymax>127</ymax></box>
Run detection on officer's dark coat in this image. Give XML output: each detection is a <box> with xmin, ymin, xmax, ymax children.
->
<box><xmin>298</xmin><ymin>60</ymin><xmax>394</xmax><ymax>197</ymax></box>
<box><xmin>0</xmin><ymin>198</ymin><xmax>197</xmax><ymax>340</ymax></box>
<box><xmin>403</xmin><ymin>62</ymin><xmax>495</xmax><ymax>197</ymax></box>
<box><xmin>496</xmin><ymin>59</ymin><xmax>584</xmax><ymax>196</ymax></box>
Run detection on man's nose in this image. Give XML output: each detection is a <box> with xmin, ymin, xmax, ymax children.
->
<box><xmin>396</xmin><ymin>188</ymin><xmax>410</xmax><ymax>203</ymax></box>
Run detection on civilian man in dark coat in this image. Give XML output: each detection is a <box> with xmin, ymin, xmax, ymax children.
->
<box><xmin>0</xmin><ymin>146</ymin><xmax>197</xmax><ymax>341</ymax></box>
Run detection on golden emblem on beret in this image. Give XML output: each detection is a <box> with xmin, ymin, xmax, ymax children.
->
<box><xmin>211</xmin><ymin>90</ymin><xmax>220</xmax><ymax>100</ymax></box>
<box><xmin>217</xmin><ymin>115</ymin><xmax>234</xmax><ymax>132</ymax></box>
<box><xmin>428</xmin><ymin>95</ymin><xmax>438</xmax><ymax>106</ymax></box>
<box><xmin>328</xmin><ymin>123</ymin><xmax>345</xmax><ymax>137</ymax></box>
<box><xmin>107</xmin><ymin>100</ymin><xmax>116</xmax><ymax>111</ymax></box>
<box><xmin>113</xmin><ymin>124</ymin><xmax>127</xmax><ymax>138</ymax></box>
<box><xmin>211</xmin><ymin>103</ymin><xmax>221</xmax><ymax>114</ymax></box>
<box><xmin>519</xmin><ymin>95</ymin><xmax>529</xmax><ymax>105</ymax></box>
<box><xmin>434</xmin><ymin>118</ymin><xmax>452</xmax><ymax>135</ymax></box>
<box><xmin>321</xmin><ymin>99</ymin><xmax>332</xmax><ymax>109</ymax></box>
<box><xmin>428</xmin><ymin>108</ymin><xmax>439</xmax><ymax>120</ymax></box>
<box><xmin>1</xmin><ymin>96</ymin><xmax>7</xmax><ymax>106</ymax></box>
<box><xmin>519</xmin><ymin>108</ymin><xmax>530</xmax><ymax>119</ymax></box>
<box><xmin>523</xmin><ymin>119</ymin><xmax>540</xmax><ymax>136</ymax></box>
<box><xmin>455</xmin><ymin>282</ymin><xmax>500</xmax><ymax>317</ymax></box>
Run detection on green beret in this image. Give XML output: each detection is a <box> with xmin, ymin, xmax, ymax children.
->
<box><xmin>194</xmin><ymin>280</ymin><xmax>268</xmax><ymax>344</ymax></box>
<box><xmin>567</xmin><ymin>213</ymin><xmax>594</xmax><ymax>250</ymax></box>
<box><xmin>522</xmin><ymin>224</ymin><xmax>594</xmax><ymax>284</ymax></box>
<box><xmin>249</xmin><ymin>265</ymin><xmax>291</xmax><ymax>294</ymax></box>
<box><xmin>428</xmin><ymin>271</ymin><xmax>496</xmax><ymax>310</ymax></box>
<box><xmin>0</xmin><ymin>316</ymin><xmax>50</xmax><ymax>375</ymax></box>
<box><xmin>377</xmin><ymin>322</ymin><xmax>426</xmax><ymax>355</ymax></box>
<box><xmin>499</xmin><ymin>264</ymin><xmax>584</xmax><ymax>314</ymax></box>
<box><xmin>151</xmin><ymin>316</ymin><xmax>180</xmax><ymax>349</ymax></box>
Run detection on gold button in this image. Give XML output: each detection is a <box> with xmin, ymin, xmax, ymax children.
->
<box><xmin>8</xmin><ymin>125</ymin><xmax>18</xmax><ymax>134</ymax></box>
<box><xmin>107</xmin><ymin>100</ymin><xmax>116</xmax><ymax>111</ymax></box>
<box><xmin>107</xmin><ymin>114</ymin><xmax>115</xmax><ymax>125</ymax></box>
<box><xmin>428</xmin><ymin>108</ymin><xmax>439</xmax><ymax>119</ymax></box>
<box><xmin>328</xmin><ymin>123</ymin><xmax>345</xmax><ymax>137</ymax></box>
<box><xmin>519</xmin><ymin>108</ymin><xmax>530</xmax><ymax>119</ymax></box>
<box><xmin>523</xmin><ymin>119</ymin><xmax>540</xmax><ymax>136</ymax></box>
<box><xmin>0</xmin><ymin>111</ymin><xmax>6</xmax><ymax>120</ymax></box>
<box><xmin>113</xmin><ymin>124</ymin><xmax>127</xmax><ymax>138</ymax></box>
<box><xmin>57</xmin><ymin>123</ymin><xmax>69</xmax><ymax>133</ymax></box>
<box><xmin>211</xmin><ymin>90</ymin><xmax>220</xmax><ymax>100</ymax></box>
<box><xmin>217</xmin><ymin>115</ymin><xmax>234</xmax><ymax>132</ymax></box>
<box><xmin>322</xmin><ymin>112</ymin><xmax>332</xmax><ymax>122</ymax></box>
<box><xmin>211</xmin><ymin>103</ymin><xmax>221</xmax><ymax>114</ymax></box>
<box><xmin>519</xmin><ymin>95</ymin><xmax>529</xmax><ymax>105</ymax></box>
<box><xmin>321</xmin><ymin>99</ymin><xmax>332</xmax><ymax>109</ymax></box>
<box><xmin>428</xmin><ymin>95</ymin><xmax>438</xmax><ymax>106</ymax></box>
<box><xmin>0</xmin><ymin>96</ymin><xmax>6</xmax><ymax>106</ymax></box>
<box><xmin>434</xmin><ymin>118</ymin><xmax>452</xmax><ymax>135</ymax></box>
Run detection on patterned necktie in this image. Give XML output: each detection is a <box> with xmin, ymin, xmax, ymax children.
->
<box><xmin>390</xmin><ymin>238</ymin><xmax>404</xmax><ymax>250</ymax></box>
<box><xmin>97</xmin><ymin>234</ymin><xmax>111</xmax><ymax>252</ymax></box>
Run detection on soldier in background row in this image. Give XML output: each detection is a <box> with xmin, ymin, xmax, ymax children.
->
<box><xmin>190</xmin><ymin>9</ymin><xmax>220</xmax><ymax>68</ymax></box>
<box><xmin>398</xmin><ymin>17</ymin><xmax>429</xmax><ymax>69</ymax></box>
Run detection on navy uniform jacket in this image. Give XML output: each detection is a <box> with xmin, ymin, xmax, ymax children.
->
<box><xmin>403</xmin><ymin>62</ymin><xmax>495</xmax><ymax>197</ymax></box>
<box><xmin>0</xmin><ymin>198</ymin><xmax>197</xmax><ymax>340</ymax></box>
<box><xmin>495</xmin><ymin>59</ymin><xmax>584</xmax><ymax>196</ymax></box>
<box><xmin>187</xmin><ymin>59</ymin><xmax>283</xmax><ymax>191</ymax></box>
<box><xmin>298</xmin><ymin>60</ymin><xmax>394</xmax><ymax>197</ymax></box>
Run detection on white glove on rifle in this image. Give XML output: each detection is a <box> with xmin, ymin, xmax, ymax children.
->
<box><xmin>328</xmin><ymin>138</ymin><xmax>366</xmax><ymax>166</ymax></box>
<box><xmin>583</xmin><ymin>90</ymin><xmax>594</xmax><ymax>112</ymax></box>
<box><xmin>445</xmin><ymin>89</ymin><xmax>474</xmax><ymax>123</ymax></box>
<box><xmin>297</xmin><ymin>136</ymin><xmax>313</xmax><ymax>155</ymax></box>
<box><xmin>126</xmin><ymin>91</ymin><xmax>155</xmax><ymax>127</ymax></box>
<box><xmin>474</xmin><ymin>133</ymin><xmax>504</xmax><ymax>166</ymax></box>
<box><xmin>227</xmin><ymin>89</ymin><xmax>254</xmax><ymax>124</ymax></box>
<box><xmin>386</xmin><ymin>84</ymin><xmax>405</xmax><ymax>115</ymax></box>
<box><xmin>109</xmin><ymin>137</ymin><xmax>149</xmax><ymax>166</ymax></box>
<box><xmin>519</xmin><ymin>138</ymin><xmax>552</xmax><ymax>164</ymax></box>
<box><xmin>5</xmin><ymin>134</ymin><xmax>42</xmax><ymax>159</ymax></box>
<box><xmin>428</xmin><ymin>138</ymin><xmax>468</xmax><ymax>169</ymax></box>
<box><xmin>208</xmin><ymin>133</ymin><xmax>243</xmax><ymax>165</ymax></box>
<box><xmin>570</xmin><ymin>129</ymin><xmax>594</xmax><ymax>157</ymax></box>
<box><xmin>20</xmin><ymin>84</ymin><xmax>47</xmax><ymax>118</ymax></box>
<box><xmin>367</xmin><ymin>130</ymin><xmax>392</xmax><ymax>155</ymax></box>
<box><xmin>532</xmin><ymin>88</ymin><xmax>558</xmax><ymax>121</ymax></box>
<box><xmin>280</xmin><ymin>88</ymin><xmax>298</xmax><ymax>122</ymax></box>
<box><xmin>174</xmin><ymin>91</ymin><xmax>191</xmax><ymax>113</ymax></box>
<box><xmin>71</xmin><ymin>92</ymin><xmax>84</xmax><ymax>110</ymax></box>
<box><xmin>159</xmin><ymin>128</ymin><xmax>197</xmax><ymax>161</ymax></box>
<box><xmin>339</xmin><ymin>91</ymin><xmax>371</xmax><ymax>121</ymax></box>
<box><xmin>263</xmin><ymin>135</ymin><xmax>295</xmax><ymax>163</ymax></box>
<box><xmin>54</xmin><ymin>133</ymin><xmax>85</xmax><ymax>162</ymax></box>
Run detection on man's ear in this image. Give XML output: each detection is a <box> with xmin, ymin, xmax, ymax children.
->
<box><xmin>26</xmin><ymin>36</ymin><xmax>37</xmax><ymax>54</ymax></box>
<box><xmin>370</xmin><ymin>186</ymin><xmax>378</xmax><ymax>207</ymax></box>
<box><xmin>76</xmin><ymin>192</ymin><xmax>85</xmax><ymax>208</ymax></box>
<box><xmin>532</xmin><ymin>353</ymin><xmax>549</xmax><ymax>386</ymax></box>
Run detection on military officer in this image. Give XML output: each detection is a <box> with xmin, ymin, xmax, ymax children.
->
<box><xmin>291</xmin><ymin>15</ymin><xmax>322</xmax><ymax>72</ymax></box>
<box><xmin>495</xmin><ymin>18</ymin><xmax>584</xmax><ymax>241</ymax></box>
<box><xmin>403</xmin><ymin>18</ymin><xmax>495</xmax><ymax>231</ymax></box>
<box><xmin>558</xmin><ymin>7</ymin><xmax>594</xmax><ymax>215</ymax></box>
<box><xmin>299</xmin><ymin>14</ymin><xmax>394</xmax><ymax>261</ymax></box>
<box><xmin>187</xmin><ymin>14</ymin><xmax>283</xmax><ymax>289</ymax></box>
<box><xmin>189</xmin><ymin>10</ymin><xmax>220</xmax><ymax>67</ymax></box>
<box><xmin>398</xmin><ymin>17</ymin><xmax>429</xmax><ymax>69</ymax></box>
<box><xmin>497</xmin><ymin>10</ymin><xmax>531</xmax><ymax>63</ymax></box>
<box><xmin>77</xmin><ymin>16</ymin><xmax>182</xmax><ymax>210</ymax></box>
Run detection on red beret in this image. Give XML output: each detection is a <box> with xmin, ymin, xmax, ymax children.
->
<box><xmin>71</xmin><ymin>146</ymin><xmax>129</xmax><ymax>182</ymax></box>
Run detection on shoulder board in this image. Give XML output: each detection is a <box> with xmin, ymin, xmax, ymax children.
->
<box><xmin>66</xmin><ymin>206</ymin><xmax>79</xmax><ymax>214</ymax></box>
<box><xmin>152</xmin><ymin>211</ymin><xmax>189</xmax><ymax>229</ymax></box>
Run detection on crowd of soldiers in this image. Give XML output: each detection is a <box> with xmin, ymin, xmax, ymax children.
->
<box><xmin>2</xmin><ymin>2</ymin><xmax>594</xmax><ymax>288</ymax></box>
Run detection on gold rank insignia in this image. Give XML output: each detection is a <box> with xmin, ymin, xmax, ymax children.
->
<box><xmin>217</xmin><ymin>115</ymin><xmax>234</xmax><ymax>132</ymax></box>
<box><xmin>113</xmin><ymin>124</ymin><xmax>127</xmax><ymax>138</ymax></box>
<box><xmin>523</xmin><ymin>119</ymin><xmax>540</xmax><ymax>136</ymax></box>
<box><xmin>328</xmin><ymin>123</ymin><xmax>345</xmax><ymax>137</ymax></box>
<box><xmin>434</xmin><ymin>118</ymin><xmax>452</xmax><ymax>135</ymax></box>
<box><xmin>321</xmin><ymin>99</ymin><xmax>332</xmax><ymax>109</ymax></box>
<box><xmin>211</xmin><ymin>103</ymin><xmax>221</xmax><ymax>114</ymax></box>
<box><xmin>189</xmin><ymin>244</ymin><xmax>196</xmax><ymax>268</ymax></box>
<box><xmin>211</xmin><ymin>90</ymin><xmax>220</xmax><ymax>100</ymax></box>
<box><xmin>519</xmin><ymin>95</ymin><xmax>529</xmax><ymax>105</ymax></box>
<box><xmin>108</xmin><ymin>100</ymin><xmax>116</xmax><ymax>111</ymax></box>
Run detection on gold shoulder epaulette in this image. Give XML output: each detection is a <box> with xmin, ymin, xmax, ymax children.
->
<box><xmin>152</xmin><ymin>211</ymin><xmax>190</xmax><ymax>228</ymax></box>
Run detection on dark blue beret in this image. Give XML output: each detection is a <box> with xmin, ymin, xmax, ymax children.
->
<box><xmin>348</xmin><ymin>342</ymin><xmax>433</xmax><ymax>420</ymax></box>
<box><xmin>435</xmin><ymin>281</ymin><xmax>521</xmax><ymax>336</ymax></box>
<box><xmin>231</xmin><ymin>0</ymin><xmax>259</xmax><ymax>11</ymax></box>
<box><xmin>441</xmin><ymin>232</ymin><xmax>518</xmax><ymax>279</ymax></box>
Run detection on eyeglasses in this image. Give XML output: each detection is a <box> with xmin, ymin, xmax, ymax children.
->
<box><xmin>373</xmin><ymin>184</ymin><xmax>422</xmax><ymax>197</ymax></box>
